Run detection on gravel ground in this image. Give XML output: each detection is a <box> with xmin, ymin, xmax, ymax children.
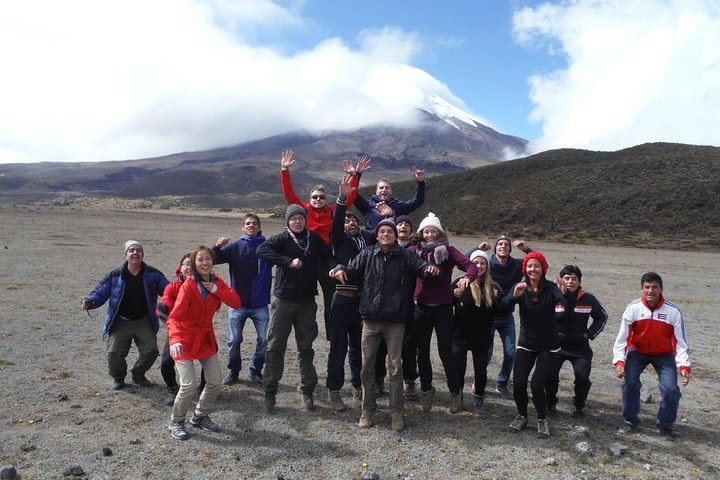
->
<box><xmin>0</xmin><ymin>204</ymin><xmax>718</xmax><ymax>479</ymax></box>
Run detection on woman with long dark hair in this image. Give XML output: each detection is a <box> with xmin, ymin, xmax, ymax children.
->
<box><xmin>166</xmin><ymin>246</ymin><xmax>240</xmax><ymax>441</ymax></box>
<box><xmin>502</xmin><ymin>251</ymin><xmax>566</xmax><ymax>438</ymax></box>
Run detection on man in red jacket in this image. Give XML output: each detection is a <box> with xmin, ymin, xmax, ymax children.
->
<box><xmin>280</xmin><ymin>150</ymin><xmax>369</xmax><ymax>340</ymax></box>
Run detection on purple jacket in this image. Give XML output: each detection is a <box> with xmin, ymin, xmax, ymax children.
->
<box><xmin>411</xmin><ymin>245</ymin><xmax>477</xmax><ymax>305</ymax></box>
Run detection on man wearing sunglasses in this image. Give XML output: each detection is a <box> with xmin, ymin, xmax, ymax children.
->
<box><xmin>280</xmin><ymin>150</ymin><xmax>370</xmax><ymax>340</ymax></box>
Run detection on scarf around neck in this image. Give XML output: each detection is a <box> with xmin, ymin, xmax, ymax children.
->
<box><xmin>417</xmin><ymin>238</ymin><xmax>450</xmax><ymax>266</ymax></box>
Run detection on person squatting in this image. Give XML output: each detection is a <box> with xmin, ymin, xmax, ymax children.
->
<box><xmin>81</xmin><ymin>153</ymin><xmax>692</xmax><ymax>441</ymax></box>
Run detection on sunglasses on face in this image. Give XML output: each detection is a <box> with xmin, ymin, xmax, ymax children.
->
<box><xmin>310</xmin><ymin>195</ymin><xmax>326</xmax><ymax>200</ymax></box>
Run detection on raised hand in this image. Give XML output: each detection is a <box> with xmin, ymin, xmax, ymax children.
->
<box><xmin>514</xmin><ymin>239</ymin><xmax>527</xmax><ymax>252</ymax></box>
<box><xmin>513</xmin><ymin>281</ymin><xmax>528</xmax><ymax>298</ymax></box>
<box><xmin>375</xmin><ymin>201</ymin><xmax>394</xmax><ymax>217</ymax></box>
<box><xmin>555</xmin><ymin>275</ymin><xmax>567</xmax><ymax>294</ymax></box>
<box><xmin>342</xmin><ymin>159</ymin><xmax>356</xmax><ymax>176</ymax></box>
<box><xmin>338</xmin><ymin>174</ymin><xmax>356</xmax><ymax>197</ymax></box>
<box><xmin>413</xmin><ymin>165</ymin><xmax>426</xmax><ymax>182</ymax></box>
<box><xmin>216</xmin><ymin>236</ymin><xmax>231</xmax><ymax>247</ymax></box>
<box><xmin>356</xmin><ymin>155</ymin><xmax>371</xmax><ymax>174</ymax></box>
<box><xmin>478</xmin><ymin>241</ymin><xmax>491</xmax><ymax>251</ymax></box>
<box><xmin>281</xmin><ymin>150</ymin><xmax>295</xmax><ymax>170</ymax></box>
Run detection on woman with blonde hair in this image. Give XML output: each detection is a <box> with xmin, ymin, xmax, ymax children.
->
<box><xmin>166</xmin><ymin>245</ymin><xmax>240</xmax><ymax>440</ymax></box>
<box><xmin>451</xmin><ymin>250</ymin><xmax>508</xmax><ymax>412</ymax></box>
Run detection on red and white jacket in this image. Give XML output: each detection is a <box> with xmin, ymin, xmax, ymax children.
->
<box><xmin>612</xmin><ymin>294</ymin><xmax>691</xmax><ymax>373</ymax></box>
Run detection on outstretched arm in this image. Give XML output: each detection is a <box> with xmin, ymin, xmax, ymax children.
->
<box><xmin>280</xmin><ymin>150</ymin><xmax>309</xmax><ymax>208</ymax></box>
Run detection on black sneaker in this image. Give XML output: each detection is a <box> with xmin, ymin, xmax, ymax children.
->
<box><xmin>658</xmin><ymin>427</ymin><xmax>677</xmax><ymax>440</ymax></box>
<box><xmin>572</xmin><ymin>407</ymin><xmax>586</xmax><ymax>418</ymax></box>
<box><xmin>189</xmin><ymin>414</ymin><xmax>220</xmax><ymax>432</ymax></box>
<box><xmin>222</xmin><ymin>372</ymin><xmax>239</xmax><ymax>385</ymax></box>
<box><xmin>473</xmin><ymin>394</ymin><xmax>485</xmax><ymax>412</ymax></box>
<box><xmin>249</xmin><ymin>371</ymin><xmax>263</xmax><ymax>387</ymax></box>
<box><xmin>168</xmin><ymin>420</ymin><xmax>189</xmax><ymax>440</ymax></box>
<box><xmin>617</xmin><ymin>421</ymin><xmax>640</xmax><ymax>434</ymax></box>
<box><xmin>111</xmin><ymin>378</ymin><xmax>125</xmax><ymax>391</ymax></box>
<box><xmin>264</xmin><ymin>391</ymin><xmax>276</xmax><ymax>413</ymax></box>
<box><xmin>132</xmin><ymin>375</ymin><xmax>152</xmax><ymax>387</ymax></box>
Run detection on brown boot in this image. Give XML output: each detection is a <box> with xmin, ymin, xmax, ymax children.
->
<box><xmin>391</xmin><ymin>412</ymin><xmax>404</xmax><ymax>432</ymax></box>
<box><xmin>358</xmin><ymin>411</ymin><xmax>373</xmax><ymax>429</ymax></box>
<box><xmin>421</xmin><ymin>387</ymin><xmax>436</xmax><ymax>413</ymax></box>
<box><xmin>328</xmin><ymin>389</ymin><xmax>346</xmax><ymax>412</ymax></box>
<box><xmin>449</xmin><ymin>392</ymin><xmax>462</xmax><ymax>414</ymax></box>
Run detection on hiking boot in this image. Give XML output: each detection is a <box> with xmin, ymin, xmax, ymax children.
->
<box><xmin>449</xmin><ymin>392</ymin><xmax>462</xmax><ymax>414</ymax></box>
<box><xmin>537</xmin><ymin>418</ymin><xmax>551</xmax><ymax>438</ymax></box>
<box><xmin>111</xmin><ymin>378</ymin><xmax>125</xmax><ymax>391</ymax></box>
<box><xmin>168</xmin><ymin>420</ymin><xmax>189</xmax><ymax>440</ymax></box>
<box><xmin>352</xmin><ymin>386</ymin><xmax>362</xmax><ymax>406</ymax></box>
<box><xmin>572</xmin><ymin>407</ymin><xmax>586</xmax><ymax>418</ymax></box>
<box><xmin>509</xmin><ymin>414</ymin><xmax>528</xmax><ymax>432</ymax></box>
<box><xmin>391</xmin><ymin>412</ymin><xmax>404</xmax><ymax>432</ymax></box>
<box><xmin>132</xmin><ymin>375</ymin><xmax>152</xmax><ymax>388</ymax></box>
<box><xmin>164</xmin><ymin>386</ymin><xmax>179</xmax><ymax>406</ymax></box>
<box><xmin>472</xmin><ymin>394</ymin><xmax>485</xmax><ymax>412</ymax></box>
<box><xmin>301</xmin><ymin>392</ymin><xmax>315</xmax><ymax>411</ymax></box>
<box><xmin>546</xmin><ymin>403</ymin><xmax>557</xmax><ymax>417</ymax></box>
<box><xmin>421</xmin><ymin>387</ymin><xmax>436</xmax><ymax>413</ymax></box>
<box><xmin>222</xmin><ymin>372</ymin><xmax>239</xmax><ymax>385</ymax></box>
<box><xmin>264</xmin><ymin>391</ymin><xmax>276</xmax><ymax>413</ymax></box>
<box><xmin>328</xmin><ymin>389</ymin><xmax>346</xmax><ymax>412</ymax></box>
<box><xmin>403</xmin><ymin>380</ymin><xmax>418</xmax><ymax>401</ymax></box>
<box><xmin>189</xmin><ymin>413</ymin><xmax>220</xmax><ymax>432</ymax></box>
<box><xmin>249</xmin><ymin>371</ymin><xmax>263</xmax><ymax>387</ymax></box>
<box><xmin>375</xmin><ymin>377</ymin><xmax>385</xmax><ymax>397</ymax></box>
<box><xmin>658</xmin><ymin>427</ymin><xmax>677</xmax><ymax>440</ymax></box>
<box><xmin>494</xmin><ymin>384</ymin><xmax>512</xmax><ymax>399</ymax></box>
<box><xmin>358</xmin><ymin>411</ymin><xmax>373</xmax><ymax>429</ymax></box>
<box><xmin>617</xmin><ymin>421</ymin><xmax>640</xmax><ymax>434</ymax></box>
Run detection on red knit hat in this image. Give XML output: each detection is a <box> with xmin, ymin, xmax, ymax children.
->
<box><xmin>522</xmin><ymin>251</ymin><xmax>548</xmax><ymax>276</ymax></box>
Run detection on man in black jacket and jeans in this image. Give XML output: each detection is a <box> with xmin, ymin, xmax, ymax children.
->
<box><xmin>257</xmin><ymin>204</ymin><xmax>332</xmax><ymax>413</ymax></box>
<box><xmin>545</xmin><ymin>265</ymin><xmax>607</xmax><ymax>417</ymax></box>
<box><xmin>333</xmin><ymin>218</ymin><xmax>438</xmax><ymax>432</ymax></box>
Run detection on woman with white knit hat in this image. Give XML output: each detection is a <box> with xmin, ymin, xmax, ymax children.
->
<box><xmin>411</xmin><ymin>212</ymin><xmax>478</xmax><ymax>414</ymax></box>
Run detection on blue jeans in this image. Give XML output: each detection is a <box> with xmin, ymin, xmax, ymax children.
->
<box><xmin>622</xmin><ymin>350</ymin><xmax>681</xmax><ymax>429</ymax></box>
<box><xmin>487</xmin><ymin>311</ymin><xmax>516</xmax><ymax>386</ymax></box>
<box><xmin>226</xmin><ymin>306</ymin><xmax>270</xmax><ymax>375</ymax></box>
<box><xmin>326</xmin><ymin>293</ymin><xmax>362</xmax><ymax>390</ymax></box>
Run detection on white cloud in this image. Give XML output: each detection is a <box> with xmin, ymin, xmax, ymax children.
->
<box><xmin>0</xmin><ymin>0</ymin><xmax>467</xmax><ymax>163</ymax></box>
<box><xmin>513</xmin><ymin>0</ymin><xmax>720</xmax><ymax>152</ymax></box>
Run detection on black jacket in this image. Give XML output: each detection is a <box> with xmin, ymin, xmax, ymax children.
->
<box><xmin>257</xmin><ymin>228</ymin><xmax>331</xmax><ymax>300</ymax></box>
<box><xmin>502</xmin><ymin>279</ymin><xmax>566</xmax><ymax>350</ymax></box>
<box><xmin>556</xmin><ymin>289</ymin><xmax>607</xmax><ymax>347</ymax></box>
<box><xmin>341</xmin><ymin>243</ymin><xmax>429</xmax><ymax>323</ymax></box>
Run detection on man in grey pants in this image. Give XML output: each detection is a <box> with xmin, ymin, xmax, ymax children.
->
<box><xmin>257</xmin><ymin>205</ymin><xmax>332</xmax><ymax>412</ymax></box>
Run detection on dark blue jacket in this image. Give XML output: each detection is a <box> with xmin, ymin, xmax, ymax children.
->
<box><xmin>84</xmin><ymin>262</ymin><xmax>169</xmax><ymax>337</ymax></box>
<box><xmin>213</xmin><ymin>234</ymin><xmax>272</xmax><ymax>308</ymax></box>
<box><xmin>354</xmin><ymin>181</ymin><xmax>425</xmax><ymax>231</ymax></box>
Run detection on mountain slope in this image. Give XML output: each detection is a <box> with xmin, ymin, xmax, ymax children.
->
<box><xmin>363</xmin><ymin>142</ymin><xmax>720</xmax><ymax>249</ymax></box>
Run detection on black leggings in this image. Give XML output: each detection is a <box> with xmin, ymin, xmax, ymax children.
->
<box><xmin>416</xmin><ymin>304</ymin><xmax>459</xmax><ymax>394</ymax></box>
<box><xmin>513</xmin><ymin>348</ymin><xmax>552</xmax><ymax>419</ymax></box>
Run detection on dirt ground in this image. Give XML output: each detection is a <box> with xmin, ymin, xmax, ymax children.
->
<box><xmin>0</xmin><ymin>204</ymin><xmax>718</xmax><ymax>479</ymax></box>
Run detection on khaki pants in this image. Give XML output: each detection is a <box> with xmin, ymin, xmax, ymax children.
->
<box><xmin>106</xmin><ymin>317</ymin><xmax>158</xmax><ymax>380</ymax></box>
<box><xmin>361</xmin><ymin>321</ymin><xmax>404</xmax><ymax>413</ymax></box>
<box><xmin>171</xmin><ymin>353</ymin><xmax>222</xmax><ymax>422</ymax></box>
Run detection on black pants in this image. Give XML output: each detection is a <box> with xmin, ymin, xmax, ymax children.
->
<box><xmin>452</xmin><ymin>320</ymin><xmax>493</xmax><ymax>396</ymax></box>
<box><xmin>401</xmin><ymin>302</ymin><xmax>419</xmax><ymax>382</ymax></box>
<box><xmin>513</xmin><ymin>348</ymin><xmax>552</xmax><ymax>419</ymax></box>
<box><xmin>416</xmin><ymin>303</ymin><xmax>459</xmax><ymax>394</ymax></box>
<box><xmin>545</xmin><ymin>344</ymin><xmax>593</xmax><ymax>410</ymax></box>
<box><xmin>318</xmin><ymin>273</ymin><xmax>336</xmax><ymax>341</ymax></box>
<box><xmin>160</xmin><ymin>335</ymin><xmax>178</xmax><ymax>389</ymax></box>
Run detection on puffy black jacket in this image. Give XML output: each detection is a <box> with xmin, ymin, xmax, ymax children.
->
<box><xmin>341</xmin><ymin>243</ymin><xmax>429</xmax><ymax>323</ymax></box>
<box><xmin>257</xmin><ymin>228</ymin><xmax>331</xmax><ymax>300</ymax></box>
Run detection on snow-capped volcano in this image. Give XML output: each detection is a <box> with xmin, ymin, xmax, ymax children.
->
<box><xmin>422</xmin><ymin>94</ymin><xmax>487</xmax><ymax>129</ymax></box>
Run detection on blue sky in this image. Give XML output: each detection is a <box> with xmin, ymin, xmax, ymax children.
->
<box><xmin>0</xmin><ymin>0</ymin><xmax>718</xmax><ymax>163</ymax></box>
<box><xmin>275</xmin><ymin>0</ymin><xmax>563</xmax><ymax>140</ymax></box>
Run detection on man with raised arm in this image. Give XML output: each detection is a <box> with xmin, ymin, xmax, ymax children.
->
<box><xmin>353</xmin><ymin>167</ymin><xmax>426</xmax><ymax>232</ymax></box>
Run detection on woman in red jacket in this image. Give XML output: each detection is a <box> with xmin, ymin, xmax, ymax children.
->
<box><xmin>166</xmin><ymin>246</ymin><xmax>240</xmax><ymax>441</ymax></box>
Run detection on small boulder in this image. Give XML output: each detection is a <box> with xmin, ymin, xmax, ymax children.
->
<box><xmin>0</xmin><ymin>465</ymin><xmax>18</xmax><ymax>480</ymax></box>
<box><xmin>361</xmin><ymin>472</ymin><xmax>380</xmax><ymax>480</ymax></box>
<box><xmin>545</xmin><ymin>457</ymin><xmax>557</xmax><ymax>465</ymax></box>
<box><xmin>575</xmin><ymin>441</ymin><xmax>593</xmax><ymax>455</ymax></box>
<box><xmin>609</xmin><ymin>442</ymin><xmax>628</xmax><ymax>456</ymax></box>
<box><xmin>102</xmin><ymin>447</ymin><xmax>113</xmax><ymax>456</ymax></box>
<box><xmin>62</xmin><ymin>465</ymin><xmax>85</xmax><ymax>477</ymax></box>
